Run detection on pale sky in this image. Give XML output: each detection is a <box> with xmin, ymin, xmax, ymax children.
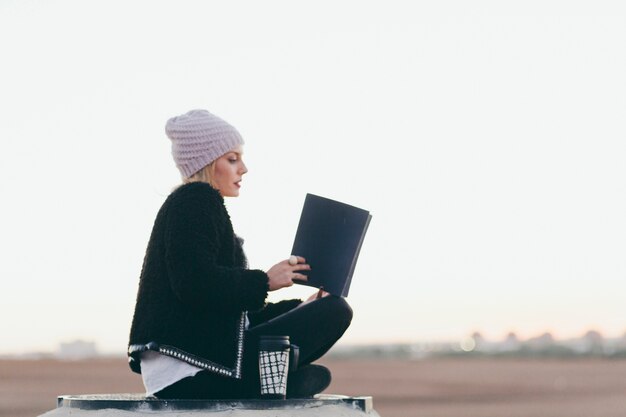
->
<box><xmin>1</xmin><ymin>0</ymin><xmax>625</xmax><ymax>354</ymax></box>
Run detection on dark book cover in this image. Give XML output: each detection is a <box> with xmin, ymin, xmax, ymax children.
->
<box><xmin>290</xmin><ymin>194</ymin><xmax>372</xmax><ymax>297</ymax></box>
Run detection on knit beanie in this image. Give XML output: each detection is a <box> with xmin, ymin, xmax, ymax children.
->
<box><xmin>165</xmin><ymin>109</ymin><xmax>245</xmax><ymax>178</ymax></box>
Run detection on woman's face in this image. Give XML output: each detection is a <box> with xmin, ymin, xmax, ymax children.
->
<box><xmin>212</xmin><ymin>146</ymin><xmax>248</xmax><ymax>197</ymax></box>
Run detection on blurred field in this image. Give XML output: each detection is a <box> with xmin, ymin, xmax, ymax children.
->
<box><xmin>1</xmin><ymin>357</ymin><xmax>626</xmax><ymax>417</ymax></box>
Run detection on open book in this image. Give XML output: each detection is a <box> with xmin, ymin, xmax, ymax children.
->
<box><xmin>290</xmin><ymin>194</ymin><xmax>372</xmax><ymax>297</ymax></box>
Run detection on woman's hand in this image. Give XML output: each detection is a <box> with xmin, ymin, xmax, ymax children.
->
<box><xmin>293</xmin><ymin>288</ymin><xmax>331</xmax><ymax>308</ymax></box>
<box><xmin>304</xmin><ymin>288</ymin><xmax>330</xmax><ymax>303</ymax></box>
<box><xmin>266</xmin><ymin>256</ymin><xmax>310</xmax><ymax>291</ymax></box>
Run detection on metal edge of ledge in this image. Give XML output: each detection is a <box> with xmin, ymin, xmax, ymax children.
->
<box><xmin>57</xmin><ymin>394</ymin><xmax>373</xmax><ymax>413</ymax></box>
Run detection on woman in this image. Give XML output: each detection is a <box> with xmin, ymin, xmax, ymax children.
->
<box><xmin>128</xmin><ymin>109</ymin><xmax>352</xmax><ymax>399</ymax></box>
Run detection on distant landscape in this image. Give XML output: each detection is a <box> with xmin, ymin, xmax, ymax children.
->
<box><xmin>4</xmin><ymin>331</ymin><xmax>626</xmax><ymax>417</ymax></box>
<box><xmin>329</xmin><ymin>329</ymin><xmax>626</xmax><ymax>360</ymax></box>
<box><xmin>3</xmin><ymin>328</ymin><xmax>624</xmax><ymax>361</ymax></box>
<box><xmin>2</xmin><ymin>357</ymin><xmax>626</xmax><ymax>417</ymax></box>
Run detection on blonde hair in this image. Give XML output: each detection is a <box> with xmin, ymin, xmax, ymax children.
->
<box><xmin>183</xmin><ymin>162</ymin><xmax>217</xmax><ymax>187</ymax></box>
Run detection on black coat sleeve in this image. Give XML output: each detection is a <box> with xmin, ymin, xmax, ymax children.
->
<box><xmin>164</xmin><ymin>186</ymin><xmax>269</xmax><ymax>313</ymax></box>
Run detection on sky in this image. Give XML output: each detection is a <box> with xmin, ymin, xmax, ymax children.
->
<box><xmin>0</xmin><ymin>0</ymin><xmax>625</xmax><ymax>355</ymax></box>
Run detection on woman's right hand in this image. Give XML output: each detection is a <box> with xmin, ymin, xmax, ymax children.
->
<box><xmin>266</xmin><ymin>256</ymin><xmax>310</xmax><ymax>291</ymax></box>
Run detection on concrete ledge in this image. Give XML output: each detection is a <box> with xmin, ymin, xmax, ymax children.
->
<box><xmin>40</xmin><ymin>394</ymin><xmax>380</xmax><ymax>417</ymax></box>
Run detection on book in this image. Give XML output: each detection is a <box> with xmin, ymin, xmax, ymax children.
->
<box><xmin>290</xmin><ymin>193</ymin><xmax>372</xmax><ymax>297</ymax></box>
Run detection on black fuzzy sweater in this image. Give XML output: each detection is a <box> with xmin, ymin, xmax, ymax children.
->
<box><xmin>128</xmin><ymin>182</ymin><xmax>301</xmax><ymax>377</ymax></box>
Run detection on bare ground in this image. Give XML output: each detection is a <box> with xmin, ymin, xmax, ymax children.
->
<box><xmin>1</xmin><ymin>357</ymin><xmax>625</xmax><ymax>417</ymax></box>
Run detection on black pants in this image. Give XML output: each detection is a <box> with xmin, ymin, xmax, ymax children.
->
<box><xmin>155</xmin><ymin>295</ymin><xmax>353</xmax><ymax>399</ymax></box>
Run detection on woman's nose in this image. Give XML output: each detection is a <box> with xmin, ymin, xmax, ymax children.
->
<box><xmin>240</xmin><ymin>162</ymin><xmax>248</xmax><ymax>175</ymax></box>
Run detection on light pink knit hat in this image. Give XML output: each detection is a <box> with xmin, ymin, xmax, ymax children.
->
<box><xmin>165</xmin><ymin>109</ymin><xmax>244</xmax><ymax>178</ymax></box>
